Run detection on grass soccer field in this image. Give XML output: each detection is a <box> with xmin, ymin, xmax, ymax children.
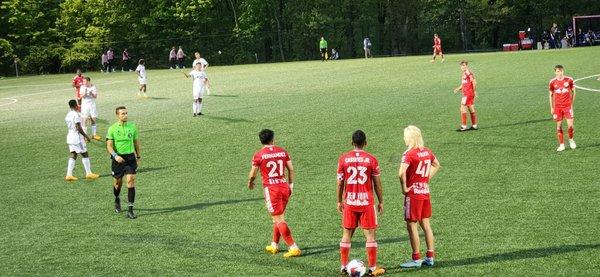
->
<box><xmin>1</xmin><ymin>47</ymin><xmax>600</xmax><ymax>276</ymax></box>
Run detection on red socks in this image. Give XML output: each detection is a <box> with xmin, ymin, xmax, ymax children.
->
<box><xmin>366</xmin><ymin>241</ymin><xmax>378</xmax><ymax>268</ymax></box>
<box><xmin>276</xmin><ymin>221</ymin><xmax>295</xmax><ymax>246</ymax></box>
<box><xmin>412</xmin><ymin>252</ymin><xmax>421</xmax><ymax>260</ymax></box>
<box><xmin>568</xmin><ymin>126</ymin><xmax>574</xmax><ymax>139</ymax></box>
<box><xmin>426</xmin><ymin>250</ymin><xmax>435</xmax><ymax>258</ymax></box>
<box><xmin>340</xmin><ymin>242</ymin><xmax>351</xmax><ymax>266</ymax></box>
<box><xmin>272</xmin><ymin>224</ymin><xmax>281</xmax><ymax>244</ymax></box>
<box><xmin>461</xmin><ymin>112</ymin><xmax>467</xmax><ymax>126</ymax></box>
<box><xmin>557</xmin><ymin>128</ymin><xmax>564</xmax><ymax>144</ymax></box>
<box><xmin>470</xmin><ymin>112</ymin><xmax>477</xmax><ymax>125</ymax></box>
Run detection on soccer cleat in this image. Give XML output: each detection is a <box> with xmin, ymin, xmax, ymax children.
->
<box><xmin>469</xmin><ymin>126</ymin><xmax>479</xmax><ymax>131</ymax></box>
<box><xmin>422</xmin><ymin>257</ymin><xmax>434</xmax><ymax>266</ymax></box>
<box><xmin>368</xmin><ymin>267</ymin><xmax>386</xmax><ymax>276</ymax></box>
<box><xmin>65</xmin><ymin>175</ymin><xmax>78</xmax><ymax>181</ymax></box>
<box><xmin>283</xmin><ymin>247</ymin><xmax>301</xmax><ymax>258</ymax></box>
<box><xmin>115</xmin><ymin>199</ymin><xmax>122</xmax><ymax>213</ymax></box>
<box><xmin>456</xmin><ymin>127</ymin><xmax>468</xmax><ymax>132</ymax></box>
<box><xmin>340</xmin><ymin>267</ymin><xmax>348</xmax><ymax>276</ymax></box>
<box><xmin>569</xmin><ymin>139</ymin><xmax>576</xmax><ymax>149</ymax></box>
<box><xmin>441</xmin><ymin>59</ymin><xmax>445</xmax><ymax>63</ymax></box>
<box><xmin>198</xmin><ymin>112</ymin><xmax>203</xmax><ymax>116</ymax></box>
<box><xmin>92</xmin><ymin>134</ymin><xmax>102</xmax><ymax>141</ymax></box>
<box><xmin>556</xmin><ymin>144</ymin><xmax>565</xmax><ymax>152</ymax></box>
<box><xmin>85</xmin><ymin>173</ymin><xmax>100</xmax><ymax>179</ymax></box>
<box><xmin>126</xmin><ymin>210</ymin><xmax>137</xmax><ymax>219</ymax></box>
<box><xmin>400</xmin><ymin>259</ymin><xmax>422</xmax><ymax>269</ymax></box>
<box><xmin>265</xmin><ymin>245</ymin><xmax>279</xmax><ymax>254</ymax></box>
<box><xmin>193</xmin><ymin>113</ymin><xmax>197</xmax><ymax>117</ymax></box>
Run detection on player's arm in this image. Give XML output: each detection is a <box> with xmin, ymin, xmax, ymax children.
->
<box><xmin>430</xmin><ymin>157</ymin><xmax>441</xmax><ymax>179</ymax></box>
<box><xmin>76</xmin><ymin>122</ymin><xmax>91</xmax><ymax>142</ymax></box>
<box><xmin>548</xmin><ymin>89</ymin><xmax>554</xmax><ymax>114</ymax></box>
<box><xmin>134</xmin><ymin>139</ymin><xmax>141</xmax><ymax>160</ymax></box>
<box><xmin>453</xmin><ymin>85</ymin><xmax>462</xmax><ymax>93</ymax></box>
<box><xmin>398</xmin><ymin>163</ymin><xmax>412</xmax><ymax>195</ymax></box>
<box><xmin>336</xmin><ymin>178</ymin><xmax>345</xmax><ymax>213</ymax></box>
<box><xmin>373</xmin><ymin>175</ymin><xmax>384</xmax><ymax>214</ymax></box>
<box><xmin>571</xmin><ymin>87</ymin><xmax>576</xmax><ymax>107</ymax></box>
<box><xmin>285</xmin><ymin>160</ymin><xmax>294</xmax><ymax>193</ymax></box>
<box><xmin>472</xmin><ymin>78</ymin><xmax>478</xmax><ymax>97</ymax></box>
<box><xmin>182</xmin><ymin>72</ymin><xmax>190</xmax><ymax>78</ymax></box>
<box><xmin>247</xmin><ymin>166</ymin><xmax>258</xmax><ymax>190</ymax></box>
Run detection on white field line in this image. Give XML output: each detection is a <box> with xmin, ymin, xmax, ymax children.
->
<box><xmin>574</xmin><ymin>74</ymin><xmax>600</xmax><ymax>92</ymax></box>
<box><xmin>0</xmin><ymin>80</ymin><xmax>125</xmax><ymax>107</ymax></box>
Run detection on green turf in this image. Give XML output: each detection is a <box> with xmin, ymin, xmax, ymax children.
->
<box><xmin>1</xmin><ymin>47</ymin><xmax>600</xmax><ymax>276</ymax></box>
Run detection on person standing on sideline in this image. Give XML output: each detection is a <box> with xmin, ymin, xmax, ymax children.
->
<box><xmin>65</xmin><ymin>99</ymin><xmax>99</xmax><ymax>181</ymax></box>
<box><xmin>122</xmin><ymin>49</ymin><xmax>131</xmax><ymax>72</ymax></box>
<box><xmin>107</xmin><ymin>48</ymin><xmax>115</xmax><ymax>72</ymax></box>
<box><xmin>169</xmin><ymin>46</ymin><xmax>177</xmax><ymax>69</ymax></box>
<box><xmin>101</xmin><ymin>52</ymin><xmax>108</xmax><ymax>73</ymax></box>
<box><xmin>363</xmin><ymin>37</ymin><xmax>372</xmax><ymax>59</ymax></box>
<box><xmin>135</xmin><ymin>59</ymin><xmax>148</xmax><ymax>98</ymax></box>
<box><xmin>106</xmin><ymin>106</ymin><xmax>141</xmax><ymax>219</ymax></box>
<box><xmin>177</xmin><ymin>46</ymin><xmax>186</xmax><ymax>69</ymax></box>
<box><xmin>319</xmin><ymin>37</ymin><xmax>328</xmax><ymax>61</ymax></box>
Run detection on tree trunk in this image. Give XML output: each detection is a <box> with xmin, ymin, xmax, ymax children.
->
<box><xmin>273</xmin><ymin>0</ymin><xmax>285</xmax><ymax>61</ymax></box>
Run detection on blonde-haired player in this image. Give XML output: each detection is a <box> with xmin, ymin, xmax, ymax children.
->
<box><xmin>183</xmin><ymin>63</ymin><xmax>208</xmax><ymax>116</ymax></box>
<box><xmin>80</xmin><ymin>77</ymin><xmax>101</xmax><ymax>140</ymax></box>
<box><xmin>399</xmin><ymin>126</ymin><xmax>440</xmax><ymax>268</ymax></box>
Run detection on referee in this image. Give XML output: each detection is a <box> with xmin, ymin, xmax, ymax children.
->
<box><xmin>106</xmin><ymin>106</ymin><xmax>140</xmax><ymax>219</ymax></box>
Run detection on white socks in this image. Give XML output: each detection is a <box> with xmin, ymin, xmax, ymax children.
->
<box><xmin>67</xmin><ymin>158</ymin><xmax>76</xmax><ymax>176</ymax></box>
<box><xmin>82</xmin><ymin>157</ymin><xmax>92</xmax><ymax>174</ymax></box>
<box><xmin>198</xmin><ymin>103</ymin><xmax>203</xmax><ymax>113</ymax></box>
<box><xmin>91</xmin><ymin>124</ymin><xmax>97</xmax><ymax>136</ymax></box>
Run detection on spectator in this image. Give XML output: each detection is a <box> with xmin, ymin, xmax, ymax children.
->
<box><xmin>541</xmin><ymin>31</ymin><xmax>549</xmax><ymax>49</ymax></box>
<box><xmin>331</xmin><ymin>48</ymin><xmax>339</xmax><ymax>60</ymax></box>
<box><xmin>363</xmin><ymin>37</ymin><xmax>372</xmax><ymax>58</ymax></box>
<box><xmin>169</xmin><ymin>46</ymin><xmax>177</xmax><ymax>69</ymax></box>
<box><xmin>585</xmin><ymin>29</ymin><xmax>597</xmax><ymax>46</ymax></box>
<box><xmin>107</xmin><ymin>48</ymin><xmax>115</xmax><ymax>72</ymax></box>
<box><xmin>565</xmin><ymin>27</ymin><xmax>574</xmax><ymax>47</ymax></box>
<box><xmin>122</xmin><ymin>49</ymin><xmax>131</xmax><ymax>72</ymax></box>
<box><xmin>576</xmin><ymin>28</ymin><xmax>585</xmax><ymax>46</ymax></box>
<box><xmin>177</xmin><ymin>46</ymin><xmax>186</xmax><ymax>69</ymax></box>
<box><xmin>101</xmin><ymin>52</ymin><xmax>108</xmax><ymax>73</ymax></box>
<box><xmin>550</xmin><ymin>23</ymin><xmax>559</xmax><ymax>49</ymax></box>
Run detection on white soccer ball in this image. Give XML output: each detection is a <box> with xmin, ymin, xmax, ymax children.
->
<box><xmin>346</xmin><ymin>259</ymin><xmax>366</xmax><ymax>277</ymax></box>
<box><xmin>218</xmin><ymin>50</ymin><xmax>222</xmax><ymax>55</ymax></box>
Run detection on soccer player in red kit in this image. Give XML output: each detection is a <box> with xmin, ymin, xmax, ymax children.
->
<box><xmin>399</xmin><ymin>126</ymin><xmax>441</xmax><ymax>268</ymax></box>
<box><xmin>247</xmin><ymin>129</ymin><xmax>301</xmax><ymax>258</ymax></box>
<box><xmin>453</xmin><ymin>60</ymin><xmax>478</xmax><ymax>131</ymax></box>
<box><xmin>430</xmin><ymin>34</ymin><xmax>445</xmax><ymax>63</ymax></box>
<box><xmin>72</xmin><ymin>69</ymin><xmax>84</xmax><ymax>110</ymax></box>
<box><xmin>549</xmin><ymin>65</ymin><xmax>576</xmax><ymax>151</ymax></box>
<box><xmin>337</xmin><ymin>130</ymin><xmax>385</xmax><ymax>276</ymax></box>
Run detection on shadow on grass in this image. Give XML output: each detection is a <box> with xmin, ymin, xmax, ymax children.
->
<box><xmin>576</xmin><ymin>143</ymin><xmax>600</xmax><ymax>150</ymax></box>
<box><xmin>202</xmin><ymin>114</ymin><xmax>252</xmax><ymax>123</ymax></box>
<box><xmin>386</xmin><ymin>243</ymin><xmax>600</xmax><ymax>273</ymax></box>
<box><xmin>478</xmin><ymin>118</ymin><xmax>551</xmax><ymax>130</ymax></box>
<box><xmin>99</xmin><ymin>165</ymin><xmax>173</xmax><ymax>178</ymax></box>
<box><xmin>148</xmin><ymin>97</ymin><xmax>171</xmax><ymax>100</ymax></box>
<box><xmin>302</xmin><ymin>237</ymin><xmax>406</xmax><ymax>257</ymax></box>
<box><xmin>209</xmin><ymin>94</ymin><xmax>239</xmax><ymax>98</ymax></box>
<box><xmin>137</xmin><ymin>197</ymin><xmax>263</xmax><ymax>217</ymax></box>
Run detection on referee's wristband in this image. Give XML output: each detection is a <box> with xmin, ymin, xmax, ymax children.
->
<box><xmin>111</xmin><ymin>152</ymin><xmax>117</xmax><ymax>158</ymax></box>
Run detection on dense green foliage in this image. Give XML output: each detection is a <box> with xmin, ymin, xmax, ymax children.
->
<box><xmin>1</xmin><ymin>47</ymin><xmax>599</xmax><ymax>275</ymax></box>
<box><xmin>1</xmin><ymin>0</ymin><xmax>599</xmax><ymax>75</ymax></box>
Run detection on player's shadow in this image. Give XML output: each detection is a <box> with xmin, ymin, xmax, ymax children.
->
<box><xmin>209</xmin><ymin>94</ymin><xmax>239</xmax><ymax>98</ymax></box>
<box><xmin>148</xmin><ymin>97</ymin><xmax>171</xmax><ymax>100</ymax></box>
<box><xmin>385</xmin><ymin>243</ymin><xmax>600</xmax><ymax>272</ymax></box>
<box><xmin>202</xmin><ymin>114</ymin><xmax>252</xmax><ymax>123</ymax></box>
<box><xmin>302</xmin><ymin>237</ymin><xmax>406</xmax><ymax>257</ymax></box>
<box><xmin>478</xmin><ymin>118</ymin><xmax>550</xmax><ymax>130</ymax></box>
<box><xmin>137</xmin><ymin>197</ymin><xmax>263</xmax><ymax>217</ymax></box>
<box><xmin>98</xmin><ymin>165</ymin><xmax>172</xmax><ymax>178</ymax></box>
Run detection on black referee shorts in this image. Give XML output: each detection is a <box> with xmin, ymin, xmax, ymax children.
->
<box><xmin>320</xmin><ymin>48</ymin><xmax>327</xmax><ymax>54</ymax></box>
<box><xmin>111</xmin><ymin>153</ymin><xmax>137</xmax><ymax>179</ymax></box>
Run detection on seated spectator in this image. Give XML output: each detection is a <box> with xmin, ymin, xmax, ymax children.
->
<box><xmin>541</xmin><ymin>31</ymin><xmax>549</xmax><ymax>49</ymax></box>
<box><xmin>331</xmin><ymin>48</ymin><xmax>339</xmax><ymax>60</ymax></box>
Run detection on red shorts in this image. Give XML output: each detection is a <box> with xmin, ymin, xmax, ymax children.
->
<box><xmin>263</xmin><ymin>185</ymin><xmax>290</xmax><ymax>216</ymax></box>
<box><xmin>434</xmin><ymin>46</ymin><xmax>443</xmax><ymax>55</ymax></box>
<box><xmin>404</xmin><ymin>197</ymin><xmax>431</xmax><ymax>222</ymax></box>
<box><xmin>461</xmin><ymin>95</ymin><xmax>474</xmax><ymax>106</ymax></box>
<box><xmin>343</xmin><ymin>205</ymin><xmax>378</xmax><ymax>229</ymax></box>
<box><xmin>553</xmin><ymin>106</ymin><xmax>573</xmax><ymax>121</ymax></box>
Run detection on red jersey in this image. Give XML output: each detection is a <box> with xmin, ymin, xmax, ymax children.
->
<box><xmin>461</xmin><ymin>70</ymin><xmax>475</xmax><ymax>96</ymax></box>
<box><xmin>549</xmin><ymin>76</ymin><xmax>574</xmax><ymax>108</ymax></box>
<box><xmin>401</xmin><ymin>147</ymin><xmax>436</xmax><ymax>200</ymax></box>
<box><xmin>434</xmin><ymin>37</ymin><xmax>441</xmax><ymax>47</ymax></box>
<box><xmin>337</xmin><ymin>149</ymin><xmax>380</xmax><ymax>210</ymax></box>
<box><xmin>252</xmin><ymin>145</ymin><xmax>290</xmax><ymax>188</ymax></box>
<box><xmin>72</xmin><ymin>75</ymin><xmax>84</xmax><ymax>88</ymax></box>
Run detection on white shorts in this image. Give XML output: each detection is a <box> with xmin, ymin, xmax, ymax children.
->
<box><xmin>138</xmin><ymin>77</ymin><xmax>147</xmax><ymax>85</ymax></box>
<box><xmin>193</xmin><ymin>88</ymin><xmax>204</xmax><ymax>99</ymax></box>
<box><xmin>80</xmin><ymin>103</ymin><xmax>97</xmax><ymax>118</ymax></box>
<box><xmin>68</xmin><ymin>141</ymin><xmax>87</xmax><ymax>154</ymax></box>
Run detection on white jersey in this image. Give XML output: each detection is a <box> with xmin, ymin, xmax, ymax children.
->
<box><xmin>136</xmin><ymin>64</ymin><xmax>146</xmax><ymax>78</ymax></box>
<box><xmin>65</xmin><ymin>110</ymin><xmax>84</xmax><ymax>144</ymax></box>
<box><xmin>192</xmin><ymin>58</ymin><xmax>208</xmax><ymax>69</ymax></box>
<box><xmin>80</xmin><ymin>85</ymin><xmax>97</xmax><ymax>105</ymax></box>
<box><xmin>189</xmin><ymin>70</ymin><xmax>207</xmax><ymax>96</ymax></box>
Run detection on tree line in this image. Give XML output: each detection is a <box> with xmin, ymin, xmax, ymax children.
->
<box><xmin>1</xmin><ymin>0</ymin><xmax>599</xmax><ymax>76</ymax></box>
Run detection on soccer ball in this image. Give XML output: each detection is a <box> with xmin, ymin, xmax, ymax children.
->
<box><xmin>346</xmin><ymin>259</ymin><xmax>366</xmax><ymax>277</ymax></box>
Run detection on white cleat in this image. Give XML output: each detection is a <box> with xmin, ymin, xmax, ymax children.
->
<box><xmin>556</xmin><ymin>144</ymin><xmax>565</xmax><ymax>152</ymax></box>
<box><xmin>569</xmin><ymin>139</ymin><xmax>576</xmax><ymax>149</ymax></box>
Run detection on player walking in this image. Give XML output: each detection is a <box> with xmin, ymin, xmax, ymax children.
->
<box><xmin>72</xmin><ymin>69</ymin><xmax>84</xmax><ymax>109</ymax></box>
<box><xmin>247</xmin><ymin>129</ymin><xmax>301</xmax><ymax>258</ymax></box>
<box><xmin>135</xmin><ymin>59</ymin><xmax>148</xmax><ymax>98</ymax></box>
<box><xmin>337</xmin><ymin>130</ymin><xmax>385</xmax><ymax>276</ymax></box>
<box><xmin>399</xmin><ymin>126</ymin><xmax>440</xmax><ymax>269</ymax></box>
<box><xmin>453</xmin><ymin>60</ymin><xmax>478</xmax><ymax>131</ymax></box>
<box><xmin>65</xmin><ymin>99</ymin><xmax>99</xmax><ymax>181</ymax></box>
<box><xmin>80</xmin><ymin>77</ymin><xmax>101</xmax><ymax>140</ymax></box>
<box><xmin>183</xmin><ymin>63</ymin><xmax>208</xmax><ymax>116</ymax></box>
<box><xmin>549</xmin><ymin>65</ymin><xmax>576</xmax><ymax>151</ymax></box>
<box><xmin>106</xmin><ymin>106</ymin><xmax>141</xmax><ymax>219</ymax></box>
<box><xmin>430</xmin><ymin>34</ymin><xmax>445</xmax><ymax>63</ymax></box>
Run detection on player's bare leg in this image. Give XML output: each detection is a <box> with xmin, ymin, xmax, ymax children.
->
<box><xmin>271</xmin><ymin>214</ymin><xmax>300</xmax><ymax>257</ymax></box>
<box><xmin>419</xmin><ymin>218</ymin><xmax>435</xmax><ymax>266</ymax></box>
<box><xmin>467</xmin><ymin>105</ymin><xmax>478</xmax><ymax>130</ymax></box>
<box><xmin>430</xmin><ymin>53</ymin><xmax>436</xmax><ymax>63</ymax></box>
<box><xmin>556</xmin><ymin>120</ymin><xmax>565</xmax><ymax>151</ymax></box>
<box><xmin>125</xmin><ymin>174</ymin><xmax>137</xmax><ymax>218</ymax></box>
<box><xmin>113</xmin><ymin>177</ymin><xmax>123</xmax><ymax>213</ymax></box>
<box><xmin>363</xmin><ymin>229</ymin><xmax>385</xmax><ymax>276</ymax></box>
<box><xmin>339</xmin><ymin>228</ymin><xmax>355</xmax><ymax>274</ymax></box>
<box><xmin>566</xmin><ymin>118</ymin><xmax>575</xmax><ymax>149</ymax></box>
<box><xmin>65</xmin><ymin>152</ymin><xmax>78</xmax><ymax>181</ymax></box>
<box><xmin>457</xmin><ymin>105</ymin><xmax>469</xmax><ymax>131</ymax></box>
<box><xmin>401</xmin><ymin>221</ymin><xmax>423</xmax><ymax>268</ymax></box>
<box><xmin>441</xmin><ymin>53</ymin><xmax>445</xmax><ymax>63</ymax></box>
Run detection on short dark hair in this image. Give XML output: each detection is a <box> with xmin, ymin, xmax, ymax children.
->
<box><xmin>460</xmin><ymin>60</ymin><xmax>468</xmax><ymax>65</ymax></box>
<box><xmin>259</xmin><ymin>129</ymin><xmax>274</xmax><ymax>145</ymax></box>
<box><xmin>68</xmin><ymin>99</ymin><xmax>78</xmax><ymax>109</ymax></box>
<box><xmin>138</xmin><ymin>59</ymin><xmax>145</xmax><ymax>65</ymax></box>
<box><xmin>352</xmin><ymin>130</ymin><xmax>367</xmax><ymax>147</ymax></box>
<box><xmin>115</xmin><ymin>106</ymin><xmax>127</xmax><ymax>114</ymax></box>
<box><xmin>555</xmin><ymin>64</ymin><xmax>564</xmax><ymax>70</ymax></box>
<box><xmin>85</xmin><ymin>77</ymin><xmax>91</xmax><ymax>81</ymax></box>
